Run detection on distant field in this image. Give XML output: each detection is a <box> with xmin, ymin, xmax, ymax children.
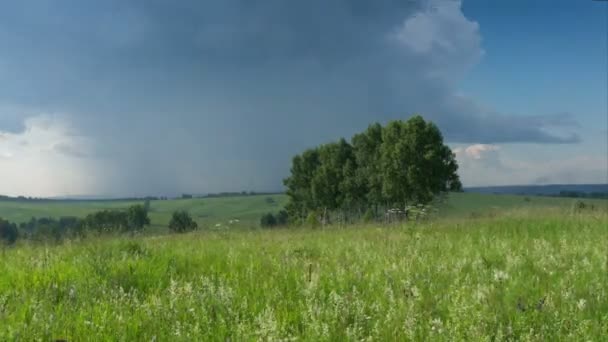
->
<box><xmin>1</xmin><ymin>208</ymin><xmax>606</xmax><ymax>340</ymax></box>
<box><xmin>0</xmin><ymin>194</ymin><xmax>288</xmax><ymax>230</ymax></box>
<box><xmin>0</xmin><ymin>193</ymin><xmax>606</xmax><ymax>230</ymax></box>
<box><xmin>440</xmin><ymin>192</ymin><xmax>608</xmax><ymax>218</ymax></box>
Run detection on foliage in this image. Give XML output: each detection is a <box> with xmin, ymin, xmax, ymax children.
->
<box><xmin>260</xmin><ymin>210</ymin><xmax>289</xmax><ymax>228</ymax></box>
<box><xmin>352</xmin><ymin>123</ymin><xmax>384</xmax><ymax>211</ymax></box>
<box><xmin>82</xmin><ymin>210</ymin><xmax>128</xmax><ymax>233</ymax></box>
<box><xmin>380</xmin><ymin>116</ymin><xmax>461</xmax><ymax>206</ymax></box>
<box><xmin>19</xmin><ymin>216</ymin><xmax>85</xmax><ymax>241</ymax></box>
<box><xmin>169</xmin><ymin>211</ymin><xmax>198</xmax><ymax>233</ymax></box>
<box><xmin>284</xmin><ymin>115</ymin><xmax>462</xmax><ymax>224</ymax></box>
<box><xmin>260</xmin><ymin>213</ymin><xmax>278</xmax><ymax>228</ymax></box>
<box><xmin>80</xmin><ymin>205</ymin><xmax>150</xmax><ymax>234</ymax></box>
<box><xmin>0</xmin><ymin>218</ymin><xmax>19</xmax><ymax>245</ymax></box>
<box><xmin>275</xmin><ymin>210</ymin><xmax>289</xmax><ymax>225</ymax></box>
<box><xmin>126</xmin><ymin>205</ymin><xmax>151</xmax><ymax>232</ymax></box>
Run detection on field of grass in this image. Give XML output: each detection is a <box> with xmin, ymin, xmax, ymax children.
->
<box><xmin>440</xmin><ymin>192</ymin><xmax>608</xmax><ymax>218</ymax></box>
<box><xmin>0</xmin><ymin>207</ymin><xmax>606</xmax><ymax>340</ymax></box>
<box><xmin>1</xmin><ymin>192</ymin><xmax>605</xmax><ymax>231</ymax></box>
<box><xmin>0</xmin><ymin>194</ymin><xmax>289</xmax><ymax>231</ymax></box>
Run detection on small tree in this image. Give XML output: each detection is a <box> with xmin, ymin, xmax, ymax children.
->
<box><xmin>169</xmin><ymin>211</ymin><xmax>198</xmax><ymax>233</ymax></box>
<box><xmin>126</xmin><ymin>205</ymin><xmax>151</xmax><ymax>232</ymax></box>
<box><xmin>0</xmin><ymin>218</ymin><xmax>19</xmax><ymax>245</ymax></box>
<box><xmin>260</xmin><ymin>213</ymin><xmax>278</xmax><ymax>228</ymax></box>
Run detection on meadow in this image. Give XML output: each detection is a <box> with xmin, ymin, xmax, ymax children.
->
<box><xmin>0</xmin><ymin>195</ymin><xmax>607</xmax><ymax>340</ymax></box>
<box><xmin>0</xmin><ymin>194</ymin><xmax>289</xmax><ymax>232</ymax></box>
<box><xmin>1</xmin><ymin>192</ymin><xmax>605</xmax><ymax>230</ymax></box>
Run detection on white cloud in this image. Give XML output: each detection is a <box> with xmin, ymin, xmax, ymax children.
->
<box><xmin>391</xmin><ymin>0</ymin><xmax>483</xmax><ymax>82</ymax></box>
<box><xmin>0</xmin><ymin>114</ymin><xmax>100</xmax><ymax>197</ymax></box>
<box><xmin>454</xmin><ymin>143</ymin><xmax>608</xmax><ymax>186</ymax></box>
<box><xmin>453</xmin><ymin>144</ymin><xmax>500</xmax><ymax>160</ymax></box>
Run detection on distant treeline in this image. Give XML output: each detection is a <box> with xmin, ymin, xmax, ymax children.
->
<box><xmin>486</xmin><ymin>191</ymin><xmax>608</xmax><ymax>199</ymax></box>
<box><xmin>0</xmin><ymin>192</ymin><xmax>284</xmax><ymax>203</ymax></box>
<box><xmin>0</xmin><ymin>203</ymin><xmax>202</xmax><ymax>245</ymax></box>
<box><xmin>550</xmin><ymin>191</ymin><xmax>608</xmax><ymax>199</ymax></box>
<box><xmin>0</xmin><ymin>204</ymin><xmax>150</xmax><ymax>245</ymax></box>
<box><xmin>0</xmin><ymin>195</ymin><xmax>168</xmax><ymax>202</ymax></box>
<box><xmin>181</xmin><ymin>191</ymin><xmax>283</xmax><ymax>199</ymax></box>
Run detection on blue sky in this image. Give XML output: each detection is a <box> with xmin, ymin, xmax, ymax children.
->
<box><xmin>462</xmin><ymin>0</ymin><xmax>606</xmax><ymax>129</ymax></box>
<box><xmin>0</xmin><ymin>0</ymin><xmax>606</xmax><ymax>197</ymax></box>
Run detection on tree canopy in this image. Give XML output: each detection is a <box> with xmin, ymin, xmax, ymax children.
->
<box><xmin>284</xmin><ymin>115</ymin><xmax>461</xmax><ymax>222</ymax></box>
<box><xmin>169</xmin><ymin>211</ymin><xmax>198</xmax><ymax>233</ymax></box>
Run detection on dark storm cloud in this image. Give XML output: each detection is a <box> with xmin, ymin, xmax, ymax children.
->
<box><xmin>0</xmin><ymin>0</ymin><xmax>582</xmax><ymax>195</ymax></box>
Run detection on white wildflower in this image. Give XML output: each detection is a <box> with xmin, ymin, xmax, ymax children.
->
<box><xmin>577</xmin><ymin>298</ymin><xmax>586</xmax><ymax>311</ymax></box>
<box><xmin>493</xmin><ymin>270</ymin><xmax>509</xmax><ymax>282</ymax></box>
<box><xmin>430</xmin><ymin>317</ymin><xmax>443</xmax><ymax>333</ymax></box>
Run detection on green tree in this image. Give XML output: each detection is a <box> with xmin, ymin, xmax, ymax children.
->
<box><xmin>283</xmin><ymin>115</ymin><xmax>461</xmax><ymax>224</ymax></box>
<box><xmin>126</xmin><ymin>205</ymin><xmax>151</xmax><ymax>232</ymax></box>
<box><xmin>311</xmin><ymin>138</ymin><xmax>355</xmax><ymax>222</ymax></box>
<box><xmin>276</xmin><ymin>210</ymin><xmax>289</xmax><ymax>225</ymax></box>
<box><xmin>380</xmin><ymin>115</ymin><xmax>461</xmax><ymax>208</ymax></box>
<box><xmin>260</xmin><ymin>213</ymin><xmax>278</xmax><ymax>228</ymax></box>
<box><xmin>169</xmin><ymin>211</ymin><xmax>198</xmax><ymax>233</ymax></box>
<box><xmin>283</xmin><ymin>148</ymin><xmax>320</xmax><ymax>221</ymax></box>
<box><xmin>0</xmin><ymin>218</ymin><xmax>19</xmax><ymax>245</ymax></box>
<box><xmin>352</xmin><ymin>122</ymin><xmax>384</xmax><ymax>211</ymax></box>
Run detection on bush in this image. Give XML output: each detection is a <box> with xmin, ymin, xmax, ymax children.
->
<box><xmin>18</xmin><ymin>216</ymin><xmax>84</xmax><ymax>241</ymax></box>
<box><xmin>126</xmin><ymin>205</ymin><xmax>151</xmax><ymax>232</ymax></box>
<box><xmin>260</xmin><ymin>213</ymin><xmax>278</xmax><ymax>228</ymax></box>
<box><xmin>82</xmin><ymin>210</ymin><xmax>129</xmax><ymax>233</ymax></box>
<box><xmin>169</xmin><ymin>211</ymin><xmax>198</xmax><ymax>233</ymax></box>
<box><xmin>0</xmin><ymin>218</ymin><xmax>19</xmax><ymax>245</ymax></box>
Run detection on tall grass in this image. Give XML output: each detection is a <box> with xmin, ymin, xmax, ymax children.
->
<box><xmin>0</xmin><ymin>209</ymin><xmax>606</xmax><ymax>340</ymax></box>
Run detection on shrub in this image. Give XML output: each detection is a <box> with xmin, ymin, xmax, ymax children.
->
<box><xmin>126</xmin><ymin>205</ymin><xmax>151</xmax><ymax>232</ymax></box>
<box><xmin>0</xmin><ymin>218</ymin><xmax>19</xmax><ymax>245</ymax></box>
<box><xmin>572</xmin><ymin>200</ymin><xmax>588</xmax><ymax>214</ymax></box>
<box><xmin>169</xmin><ymin>211</ymin><xmax>198</xmax><ymax>233</ymax></box>
<box><xmin>260</xmin><ymin>213</ymin><xmax>278</xmax><ymax>228</ymax></box>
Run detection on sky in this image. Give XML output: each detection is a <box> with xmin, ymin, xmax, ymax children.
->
<box><xmin>0</xmin><ymin>0</ymin><xmax>606</xmax><ymax>197</ymax></box>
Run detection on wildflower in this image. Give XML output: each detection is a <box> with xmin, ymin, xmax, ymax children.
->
<box><xmin>493</xmin><ymin>270</ymin><xmax>509</xmax><ymax>282</ymax></box>
<box><xmin>577</xmin><ymin>299</ymin><xmax>586</xmax><ymax>311</ymax></box>
<box><xmin>430</xmin><ymin>317</ymin><xmax>443</xmax><ymax>334</ymax></box>
<box><xmin>411</xmin><ymin>286</ymin><xmax>420</xmax><ymax>299</ymax></box>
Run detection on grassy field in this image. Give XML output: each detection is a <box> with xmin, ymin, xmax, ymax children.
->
<box><xmin>0</xmin><ymin>194</ymin><xmax>289</xmax><ymax>231</ymax></box>
<box><xmin>0</xmin><ymin>207</ymin><xmax>607</xmax><ymax>340</ymax></box>
<box><xmin>1</xmin><ymin>192</ymin><xmax>606</xmax><ymax>230</ymax></box>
